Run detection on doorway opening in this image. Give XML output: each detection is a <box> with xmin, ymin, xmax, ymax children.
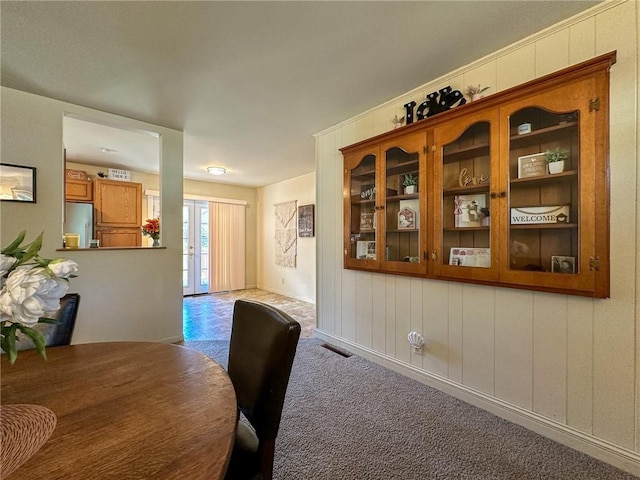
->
<box><xmin>183</xmin><ymin>200</ymin><xmax>209</xmax><ymax>296</ymax></box>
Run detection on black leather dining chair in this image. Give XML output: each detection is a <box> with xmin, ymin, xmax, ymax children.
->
<box><xmin>224</xmin><ymin>299</ymin><xmax>301</xmax><ymax>480</ymax></box>
<box><xmin>15</xmin><ymin>293</ymin><xmax>80</xmax><ymax>351</ymax></box>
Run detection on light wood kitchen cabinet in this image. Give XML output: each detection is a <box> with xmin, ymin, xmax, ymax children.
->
<box><xmin>65</xmin><ymin>169</ymin><xmax>92</xmax><ymax>202</ymax></box>
<box><xmin>93</xmin><ymin>178</ymin><xmax>142</xmax><ymax>247</ymax></box>
<box><xmin>341</xmin><ymin>51</ymin><xmax>615</xmax><ymax>298</ymax></box>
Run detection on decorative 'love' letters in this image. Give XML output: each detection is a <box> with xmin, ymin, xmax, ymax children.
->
<box><xmin>404</xmin><ymin>86</ymin><xmax>466</xmax><ymax>125</ymax></box>
<box><xmin>458</xmin><ymin>168</ymin><xmax>489</xmax><ymax>187</ymax></box>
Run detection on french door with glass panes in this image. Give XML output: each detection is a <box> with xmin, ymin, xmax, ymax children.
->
<box><xmin>183</xmin><ymin>200</ymin><xmax>210</xmax><ymax>296</ymax></box>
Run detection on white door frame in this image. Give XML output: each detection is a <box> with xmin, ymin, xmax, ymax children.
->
<box><xmin>183</xmin><ymin>200</ymin><xmax>209</xmax><ymax>296</ymax></box>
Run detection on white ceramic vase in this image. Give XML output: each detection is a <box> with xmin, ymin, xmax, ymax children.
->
<box><xmin>404</xmin><ymin>185</ymin><xmax>416</xmax><ymax>195</ymax></box>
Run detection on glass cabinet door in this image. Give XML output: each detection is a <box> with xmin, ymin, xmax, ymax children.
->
<box><xmin>498</xmin><ymin>75</ymin><xmax>603</xmax><ymax>295</ymax></box>
<box><xmin>380</xmin><ymin>133</ymin><xmax>426</xmax><ymax>274</ymax></box>
<box><xmin>506</xmin><ymin>106</ymin><xmax>579</xmax><ymax>276</ymax></box>
<box><xmin>344</xmin><ymin>149</ymin><xmax>378</xmax><ymax>269</ymax></box>
<box><xmin>433</xmin><ymin>111</ymin><xmax>499</xmax><ymax>280</ymax></box>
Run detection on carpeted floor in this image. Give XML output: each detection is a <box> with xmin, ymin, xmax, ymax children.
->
<box><xmin>184</xmin><ymin>338</ymin><xmax>638</xmax><ymax>480</ymax></box>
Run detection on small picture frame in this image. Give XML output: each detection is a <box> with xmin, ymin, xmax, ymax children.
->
<box><xmin>454</xmin><ymin>194</ymin><xmax>486</xmax><ymax>228</ymax></box>
<box><xmin>551</xmin><ymin>255</ymin><xmax>576</xmax><ymax>274</ymax></box>
<box><xmin>0</xmin><ymin>163</ymin><xmax>36</xmax><ymax>203</ymax></box>
<box><xmin>449</xmin><ymin>247</ymin><xmax>491</xmax><ymax>268</ymax></box>
<box><xmin>356</xmin><ymin>241</ymin><xmax>376</xmax><ymax>260</ymax></box>
<box><xmin>517</xmin><ymin>153</ymin><xmax>547</xmax><ymax>178</ymax></box>
<box><xmin>298</xmin><ymin>204</ymin><xmax>315</xmax><ymax>237</ymax></box>
<box><xmin>398</xmin><ymin>206</ymin><xmax>416</xmax><ymax>229</ymax></box>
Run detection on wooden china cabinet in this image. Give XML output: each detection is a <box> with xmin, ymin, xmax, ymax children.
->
<box><xmin>341</xmin><ymin>51</ymin><xmax>615</xmax><ymax>298</ymax></box>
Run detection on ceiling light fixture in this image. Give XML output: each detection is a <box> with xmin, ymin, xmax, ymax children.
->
<box><xmin>207</xmin><ymin>166</ymin><xmax>226</xmax><ymax>175</ymax></box>
<box><xmin>100</xmin><ymin>147</ymin><xmax>117</xmax><ymax>153</ymax></box>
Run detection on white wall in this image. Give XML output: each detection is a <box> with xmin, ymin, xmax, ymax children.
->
<box><xmin>1</xmin><ymin>87</ymin><xmax>184</xmax><ymax>344</ymax></box>
<box><xmin>258</xmin><ymin>172</ymin><xmax>316</xmax><ymax>303</ymax></box>
<box><xmin>315</xmin><ymin>1</ymin><xmax>639</xmax><ymax>474</ymax></box>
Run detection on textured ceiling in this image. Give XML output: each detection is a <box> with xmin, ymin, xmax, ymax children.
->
<box><xmin>1</xmin><ymin>1</ymin><xmax>601</xmax><ymax>187</ymax></box>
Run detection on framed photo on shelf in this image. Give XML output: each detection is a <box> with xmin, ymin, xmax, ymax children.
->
<box><xmin>449</xmin><ymin>247</ymin><xmax>491</xmax><ymax>268</ymax></box>
<box><xmin>356</xmin><ymin>241</ymin><xmax>376</xmax><ymax>260</ymax></box>
<box><xmin>517</xmin><ymin>153</ymin><xmax>547</xmax><ymax>178</ymax></box>
<box><xmin>398</xmin><ymin>199</ymin><xmax>419</xmax><ymax>229</ymax></box>
<box><xmin>360</xmin><ymin>211</ymin><xmax>375</xmax><ymax>231</ymax></box>
<box><xmin>551</xmin><ymin>255</ymin><xmax>575</xmax><ymax>274</ymax></box>
<box><xmin>398</xmin><ymin>207</ymin><xmax>415</xmax><ymax>229</ymax></box>
<box><xmin>454</xmin><ymin>194</ymin><xmax>486</xmax><ymax>227</ymax></box>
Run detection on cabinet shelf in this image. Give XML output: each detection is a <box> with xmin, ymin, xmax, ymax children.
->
<box><xmin>387</xmin><ymin>229</ymin><xmax>418</xmax><ymax>233</ymax></box>
<box><xmin>443</xmin><ymin>184</ymin><xmax>490</xmax><ymax>195</ymax></box>
<box><xmin>352</xmin><ymin>171</ymin><xmax>376</xmax><ymax>180</ymax></box>
<box><xmin>387</xmin><ymin>193</ymin><xmax>419</xmax><ymax>201</ymax></box>
<box><xmin>386</xmin><ymin>161</ymin><xmax>419</xmax><ymax>177</ymax></box>
<box><xmin>509</xmin><ymin>121</ymin><xmax>578</xmax><ymax>148</ymax></box>
<box><xmin>509</xmin><ymin>223</ymin><xmax>578</xmax><ymax>230</ymax></box>
<box><xmin>510</xmin><ymin>170</ymin><xmax>578</xmax><ymax>186</ymax></box>
<box><xmin>443</xmin><ymin>143</ymin><xmax>490</xmax><ymax>164</ymax></box>
<box><xmin>443</xmin><ymin>226</ymin><xmax>489</xmax><ymax>232</ymax></box>
<box><xmin>350</xmin><ymin>197</ymin><xmax>376</xmax><ymax>206</ymax></box>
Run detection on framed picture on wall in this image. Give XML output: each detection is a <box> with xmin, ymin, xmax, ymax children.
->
<box><xmin>298</xmin><ymin>204</ymin><xmax>315</xmax><ymax>237</ymax></box>
<box><xmin>0</xmin><ymin>164</ymin><xmax>36</xmax><ymax>203</ymax></box>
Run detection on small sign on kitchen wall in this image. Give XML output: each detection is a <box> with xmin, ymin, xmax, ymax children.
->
<box><xmin>108</xmin><ymin>168</ymin><xmax>131</xmax><ymax>181</ymax></box>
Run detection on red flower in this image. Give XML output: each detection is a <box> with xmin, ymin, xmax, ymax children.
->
<box><xmin>141</xmin><ymin>218</ymin><xmax>160</xmax><ymax>239</ymax></box>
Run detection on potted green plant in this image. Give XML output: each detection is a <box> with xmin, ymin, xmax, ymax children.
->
<box><xmin>402</xmin><ymin>173</ymin><xmax>418</xmax><ymax>194</ymax></box>
<box><xmin>465</xmin><ymin>85</ymin><xmax>490</xmax><ymax>101</ymax></box>
<box><xmin>544</xmin><ymin>147</ymin><xmax>569</xmax><ymax>174</ymax></box>
<box><xmin>391</xmin><ymin>115</ymin><xmax>405</xmax><ymax>130</ymax></box>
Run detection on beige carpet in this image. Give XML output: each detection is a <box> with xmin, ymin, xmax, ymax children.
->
<box><xmin>186</xmin><ymin>338</ymin><xmax>638</xmax><ymax>480</ymax></box>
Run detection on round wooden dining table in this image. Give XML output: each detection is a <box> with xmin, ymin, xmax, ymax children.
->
<box><xmin>0</xmin><ymin>342</ymin><xmax>237</xmax><ymax>479</ymax></box>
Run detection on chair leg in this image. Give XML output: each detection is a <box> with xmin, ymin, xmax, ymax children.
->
<box><xmin>258</xmin><ymin>438</ymin><xmax>275</xmax><ymax>480</ymax></box>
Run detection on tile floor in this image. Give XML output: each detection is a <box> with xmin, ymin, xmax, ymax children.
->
<box><xmin>182</xmin><ymin>288</ymin><xmax>316</xmax><ymax>342</ymax></box>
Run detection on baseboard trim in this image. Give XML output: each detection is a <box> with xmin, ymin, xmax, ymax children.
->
<box><xmin>313</xmin><ymin>330</ymin><xmax>640</xmax><ymax>477</ymax></box>
<box><xmin>158</xmin><ymin>335</ymin><xmax>184</xmax><ymax>344</ymax></box>
<box><xmin>258</xmin><ymin>286</ymin><xmax>315</xmax><ymax>304</ymax></box>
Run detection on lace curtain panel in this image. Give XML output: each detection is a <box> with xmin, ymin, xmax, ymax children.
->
<box><xmin>274</xmin><ymin>201</ymin><xmax>297</xmax><ymax>268</ymax></box>
<box><xmin>209</xmin><ymin>202</ymin><xmax>246</xmax><ymax>292</ymax></box>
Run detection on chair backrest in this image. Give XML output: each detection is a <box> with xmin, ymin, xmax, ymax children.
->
<box><xmin>15</xmin><ymin>293</ymin><xmax>80</xmax><ymax>351</ymax></box>
<box><xmin>228</xmin><ymin>299</ymin><xmax>301</xmax><ymax>441</ymax></box>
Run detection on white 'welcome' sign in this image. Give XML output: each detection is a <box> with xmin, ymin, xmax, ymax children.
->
<box><xmin>510</xmin><ymin>206</ymin><xmax>570</xmax><ymax>224</ymax></box>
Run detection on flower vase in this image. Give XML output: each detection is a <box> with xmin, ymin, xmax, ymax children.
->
<box><xmin>152</xmin><ymin>238</ymin><xmax>160</xmax><ymax>247</ymax></box>
<box><xmin>404</xmin><ymin>185</ymin><xmax>416</xmax><ymax>195</ymax></box>
<box><xmin>471</xmin><ymin>93</ymin><xmax>483</xmax><ymax>102</ymax></box>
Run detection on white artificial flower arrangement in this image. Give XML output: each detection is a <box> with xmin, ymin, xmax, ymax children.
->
<box><xmin>0</xmin><ymin>231</ymin><xmax>78</xmax><ymax>365</ymax></box>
